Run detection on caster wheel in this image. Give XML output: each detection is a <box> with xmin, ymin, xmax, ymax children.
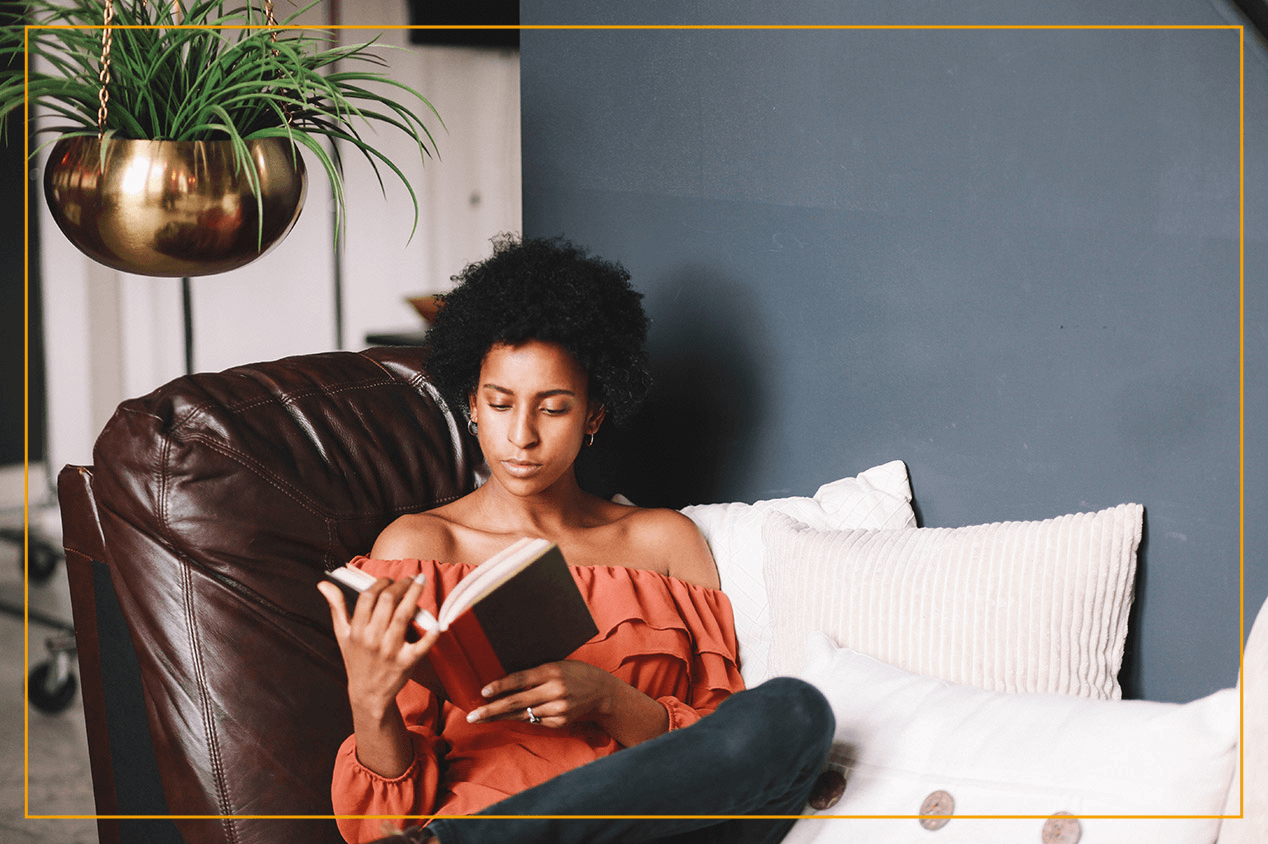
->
<box><xmin>29</xmin><ymin>661</ymin><xmax>78</xmax><ymax>714</ymax></box>
<box><xmin>27</xmin><ymin>540</ymin><xmax>61</xmax><ymax>584</ymax></box>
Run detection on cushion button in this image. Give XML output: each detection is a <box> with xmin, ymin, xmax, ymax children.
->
<box><xmin>1041</xmin><ymin>812</ymin><xmax>1082</xmax><ymax>844</ymax></box>
<box><xmin>918</xmin><ymin>790</ymin><xmax>954</xmax><ymax>830</ymax></box>
<box><xmin>808</xmin><ymin>768</ymin><xmax>847</xmax><ymax>810</ymax></box>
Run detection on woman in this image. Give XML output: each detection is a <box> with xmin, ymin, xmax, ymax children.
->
<box><xmin>318</xmin><ymin>237</ymin><xmax>833</xmax><ymax>844</ymax></box>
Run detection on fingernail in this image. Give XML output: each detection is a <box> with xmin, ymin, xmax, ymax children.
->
<box><xmin>466</xmin><ymin>710</ymin><xmax>480</xmax><ymax>723</ymax></box>
<box><xmin>413</xmin><ymin>574</ymin><xmax>427</xmax><ymax>585</ymax></box>
<box><xmin>481</xmin><ymin>686</ymin><xmax>494</xmax><ymax>698</ymax></box>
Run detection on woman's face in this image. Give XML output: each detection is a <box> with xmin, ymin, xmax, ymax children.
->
<box><xmin>469</xmin><ymin>340</ymin><xmax>604</xmax><ymax>497</ymax></box>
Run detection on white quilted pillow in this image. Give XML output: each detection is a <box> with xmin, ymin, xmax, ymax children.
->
<box><xmin>786</xmin><ymin>634</ymin><xmax>1238</xmax><ymax>844</ymax></box>
<box><xmin>681</xmin><ymin>460</ymin><xmax>916</xmax><ymax>686</ymax></box>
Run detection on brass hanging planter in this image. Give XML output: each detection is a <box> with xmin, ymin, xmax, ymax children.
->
<box><xmin>44</xmin><ymin>136</ymin><xmax>307</xmax><ymax>278</ymax></box>
<box><xmin>37</xmin><ymin>0</ymin><xmax>307</xmax><ymax>277</ymax></box>
<box><xmin>6</xmin><ymin>0</ymin><xmax>439</xmax><ymax>277</ymax></box>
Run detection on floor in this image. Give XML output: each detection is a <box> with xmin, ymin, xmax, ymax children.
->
<box><xmin>1</xmin><ymin>502</ymin><xmax>99</xmax><ymax>844</ymax></box>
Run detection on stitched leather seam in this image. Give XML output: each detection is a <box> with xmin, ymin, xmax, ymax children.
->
<box><xmin>147</xmin><ymin>426</ymin><xmax>459</xmax><ymax>637</ymax></box>
<box><xmin>161</xmin><ymin>377</ymin><xmax>409</xmax><ymax>431</ymax></box>
<box><xmin>114</xmin><ymin>378</ymin><xmax>460</xmax><ymax>518</ymax></box>
<box><xmin>162</xmin><ymin>549</ymin><xmax>355</xmax><ymax>646</ymax></box>
<box><xmin>326</xmin><ymin>514</ymin><xmax>339</xmax><ymax>575</ymax></box>
<box><xmin>170</xmin><ymin>431</ymin><xmax>461</xmax><ymax>521</ymax></box>
<box><xmin>158</xmin><ymin>432</ymin><xmax>237</xmax><ymax>837</ymax></box>
<box><xmin>113</xmin><ymin>369</ymin><xmax>425</xmax><ymax>432</ymax></box>
<box><xmin>173</xmin><ymin>434</ymin><xmax>337</xmax><ymax>520</ymax></box>
<box><xmin>156</xmin><ymin>432</ymin><xmax>173</xmax><ymax>557</ymax></box>
<box><xmin>179</xmin><ymin>553</ymin><xmax>239</xmax><ymax>839</ymax></box>
<box><xmin>116</xmin><ymin>376</ymin><xmax>406</xmax><ymax>441</ymax></box>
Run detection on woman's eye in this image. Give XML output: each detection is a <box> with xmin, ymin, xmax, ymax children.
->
<box><xmin>488</xmin><ymin>403</ymin><xmax>511</xmax><ymax>411</ymax></box>
<box><xmin>542</xmin><ymin>406</ymin><xmax>569</xmax><ymax>416</ymax></box>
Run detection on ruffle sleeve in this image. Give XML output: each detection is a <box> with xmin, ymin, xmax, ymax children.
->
<box><xmin>569</xmin><ymin>565</ymin><xmax>745</xmax><ymax>731</ymax></box>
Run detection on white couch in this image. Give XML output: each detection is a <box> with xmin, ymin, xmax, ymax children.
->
<box><xmin>683</xmin><ymin>460</ymin><xmax>1265</xmax><ymax>844</ymax></box>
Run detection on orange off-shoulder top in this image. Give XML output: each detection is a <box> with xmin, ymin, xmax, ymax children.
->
<box><xmin>330</xmin><ymin>557</ymin><xmax>744</xmax><ymax>844</ymax></box>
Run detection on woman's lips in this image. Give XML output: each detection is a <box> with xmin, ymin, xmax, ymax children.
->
<box><xmin>501</xmin><ymin>459</ymin><xmax>541</xmax><ymax>478</ymax></box>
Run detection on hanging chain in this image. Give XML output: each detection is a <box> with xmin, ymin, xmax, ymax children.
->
<box><xmin>263</xmin><ymin>0</ymin><xmax>293</xmax><ymax>126</ymax></box>
<box><xmin>264</xmin><ymin>0</ymin><xmax>278</xmax><ymax>42</ymax></box>
<box><xmin>94</xmin><ymin>0</ymin><xmax>290</xmax><ymax>137</ymax></box>
<box><xmin>95</xmin><ymin>0</ymin><xmax>115</xmax><ymax>137</ymax></box>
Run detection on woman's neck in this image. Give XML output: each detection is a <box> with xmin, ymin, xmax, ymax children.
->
<box><xmin>469</xmin><ymin>473</ymin><xmax>600</xmax><ymax>538</ymax></box>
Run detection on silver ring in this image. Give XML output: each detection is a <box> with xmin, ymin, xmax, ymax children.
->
<box><xmin>526</xmin><ymin>706</ymin><xmax>541</xmax><ymax>724</ymax></box>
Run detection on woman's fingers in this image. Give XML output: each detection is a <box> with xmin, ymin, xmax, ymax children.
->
<box><xmin>406</xmin><ymin>627</ymin><xmax>442</xmax><ymax>664</ymax></box>
<box><xmin>382</xmin><ymin>577</ymin><xmax>427</xmax><ymax>646</ymax></box>
<box><xmin>466</xmin><ymin>696</ymin><xmax>554</xmax><ymax>725</ymax></box>
<box><xmin>466</xmin><ymin>671</ymin><xmax>550</xmax><ymax>724</ymax></box>
<box><xmin>466</xmin><ymin>661</ymin><xmax>607</xmax><ymax>726</ymax></box>
<box><xmin>319</xmin><ymin>575</ymin><xmax>433</xmax><ymax>662</ymax></box>
<box><xmin>479</xmin><ymin>666</ymin><xmax>541</xmax><ymax>702</ymax></box>
<box><xmin>363</xmin><ymin>577</ymin><xmax>410</xmax><ymax>641</ymax></box>
<box><xmin>316</xmin><ymin>581</ymin><xmax>351</xmax><ymax>637</ymax></box>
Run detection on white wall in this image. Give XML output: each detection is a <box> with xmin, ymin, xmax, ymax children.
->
<box><xmin>35</xmin><ymin>0</ymin><xmax>521</xmax><ymax>473</ymax></box>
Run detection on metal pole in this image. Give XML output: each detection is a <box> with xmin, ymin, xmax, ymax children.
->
<box><xmin>181</xmin><ymin>276</ymin><xmax>193</xmax><ymax>374</ymax></box>
<box><xmin>329</xmin><ymin>0</ymin><xmax>345</xmax><ymax>350</ymax></box>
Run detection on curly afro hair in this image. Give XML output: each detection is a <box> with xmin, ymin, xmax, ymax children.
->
<box><xmin>423</xmin><ymin>236</ymin><xmax>652</xmax><ymax>425</ymax></box>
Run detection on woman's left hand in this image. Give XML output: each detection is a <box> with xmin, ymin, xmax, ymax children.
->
<box><xmin>467</xmin><ymin>659</ymin><xmax>617</xmax><ymax>729</ymax></box>
<box><xmin>466</xmin><ymin>660</ymin><xmax>671</xmax><ymax>746</ymax></box>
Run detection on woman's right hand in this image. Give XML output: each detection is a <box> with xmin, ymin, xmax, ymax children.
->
<box><xmin>318</xmin><ymin>576</ymin><xmax>439</xmax><ymax>715</ymax></box>
<box><xmin>318</xmin><ymin>576</ymin><xmax>440</xmax><ymax>777</ymax></box>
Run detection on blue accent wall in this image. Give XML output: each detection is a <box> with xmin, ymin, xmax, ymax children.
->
<box><xmin>520</xmin><ymin>2</ymin><xmax>1267</xmax><ymax>703</ymax></box>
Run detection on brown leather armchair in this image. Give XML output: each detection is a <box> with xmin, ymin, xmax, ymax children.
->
<box><xmin>58</xmin><ymin>347</ymin><xmax>482</xmax><ymax>844</ymax></box>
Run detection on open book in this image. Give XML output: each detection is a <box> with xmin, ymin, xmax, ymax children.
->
<box><xmin>325</xmin><ymin>538</ymin><xmax>599</xmax><ymax>711</ymax></box>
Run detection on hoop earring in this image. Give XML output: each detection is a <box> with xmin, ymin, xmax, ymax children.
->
<box><xmin>585</xmin><ymin>432</ymin><xmax>596</xmax><ymax>447</ymax></box>
<box><xmin>467</xmin><ymin>418</ymin><xmax>478</xmax><ymax>436</ymax></box>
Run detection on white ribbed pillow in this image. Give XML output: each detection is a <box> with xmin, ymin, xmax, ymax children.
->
<box><xmin>763</xmin><ymin>503</ymin><xmax>1143</xmax><ymax>699</ymax></box>
<box><xmin>681</xmin><ymin>460</ymin><xmax>917</xmax><ymax>687</ymax></box>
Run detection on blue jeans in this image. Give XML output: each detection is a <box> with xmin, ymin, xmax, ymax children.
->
<box><xmin>423</xmin><ymin>677</ymin><xmax>834</xmax><ymax>844</ymax></box>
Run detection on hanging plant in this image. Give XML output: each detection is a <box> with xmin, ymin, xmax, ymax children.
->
<box><xmin>0</xmin><ymin>0</ymin><xmax>441</xmax><ymax>276</ymax></box>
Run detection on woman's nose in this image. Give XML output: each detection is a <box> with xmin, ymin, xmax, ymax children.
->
<box><xmin>508</xmin><ymin>409</ymin><xmax>538</xmax><ymax>448</ymax></box>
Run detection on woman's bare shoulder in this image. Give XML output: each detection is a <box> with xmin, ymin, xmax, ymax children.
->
<box><xmin>614</xmin><ymin>506</ymin><xmax>719</xmax><ymax>590</ymax></box>
<box><xmin>370</xmin><ymin>510</ymin><xmax>460</xmax><ymax>562</ymax></box>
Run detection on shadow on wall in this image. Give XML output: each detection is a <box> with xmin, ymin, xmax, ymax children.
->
<box><xmin>1118</xmin><ymin>519</ymin><xmax>1149</xmax><ymax>701</ymax></box>
<box><xmin>577</xmin><ymin>266</ymin><xmax>772</xmax><ymax>509</ymax></box>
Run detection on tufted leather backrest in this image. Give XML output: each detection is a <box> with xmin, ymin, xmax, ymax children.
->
<box><xmin>66</xmin><ymin>347</ymin><xmax>481</xmax><ymax>844</ymax></box>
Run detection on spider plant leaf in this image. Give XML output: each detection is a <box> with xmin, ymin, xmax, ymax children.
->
<box><xmin>324</xmin><ymin>80</ymin><xmax>441</xmax><ymax>160</ymax></box>
<box><xmin>328</xmin><ymin>70</ymin><xmax>445</xmax><ymax>128</ymax></box>
<box><xmin>198</xmin><ymin>107</ymin><xmax>270</xmax><ymax>247</ymax></box>
<box><xmin>97</xmin><ymin>130</ymin><xmax>115</xmax><ymax>170</ymax></box>
<box><xmin>301</xmin><ymin>122</ymin><xmax>421</xmax><ymax>240</ymax></box>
